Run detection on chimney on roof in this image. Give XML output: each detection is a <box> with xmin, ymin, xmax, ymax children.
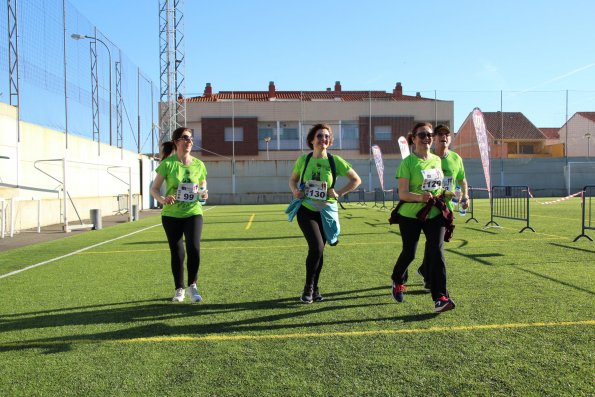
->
<box><xmin>334</xmin><ymin>81</ymin><xmax>342</xmax><ymax>92</ymax></box>
<box><xmin>326</xmin><ymin>87</ymin><xmax>331</xmax><ymax>91</ymax></box>
<box><xmin>204</xmin><ymin>83</ymin><xmax>212</xmax><ymax>97</ymax></box>
<box><xmin>416</xmin><ymin>92</ymin><xmax>421</xmax><ymax>98</ymax></box>
<box><xmin>393</xmin><ymin>82</ymin><xmax>403</xmax><ymax>97</ymax></box>
<box><xmin>268</xmin><ymin>81</ymin><xmax>276</xmax><ymax>98</ymax></box>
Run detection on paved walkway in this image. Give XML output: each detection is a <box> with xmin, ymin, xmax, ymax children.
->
<box><xmin>0</xmin><ymin>209</ymin><xmax>161</xmax><ymax>252</ymax></box>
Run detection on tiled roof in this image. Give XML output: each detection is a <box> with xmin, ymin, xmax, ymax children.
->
<box><xmin>577</xmin><ymin>112</ymin><xmax>595</xmax><ymax>123</ymax></box>
<box><xmin>539</xmin><ymin>128</ymin><xmax>560</xmax><ymax>139</ymax></box>
<box><xmin>481</xmin><ymin>112</ymin><xmax>547</xmax><ymax>140</ymax></box>
<box><xmin>185</xmin><ymin>90</ymin><xmax>434</xmax><ymax>102</ymax></box>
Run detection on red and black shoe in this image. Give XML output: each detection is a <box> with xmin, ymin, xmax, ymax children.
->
<box><xmin>391</xmin><ymin>282</ymin><xmax>406</xmax><ymax>302</ymax></box>
<box><xmin>434</xmin><ymin>296</ymin><xmax>455</xmax><ymax>313</ymax></box>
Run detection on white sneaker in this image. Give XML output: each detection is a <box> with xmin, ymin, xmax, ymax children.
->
<box><xmin>172</xmin><ymin>288</ymin><xmax>185</xmax><ymax>302</ymax></box>
<box><xmin>186</xmin><ymin>283</ymin><xmax>202</xmax><ymax>303</ymax></box>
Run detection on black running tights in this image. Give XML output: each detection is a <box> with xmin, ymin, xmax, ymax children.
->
<box><xmin>296</xmin><ymin>205</ymin><xmax>326</xmax><ymax>289</ymax></box>
<box><xmin>162</xmin><ymin>215</ymin><xmax>203</xmax><ymax>290</ymax></box>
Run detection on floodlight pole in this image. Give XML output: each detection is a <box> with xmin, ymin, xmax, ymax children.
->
<box><xmin>264</xmin><ymin>136</ymin><xmax>271</xmax><ymax>160</ymax></box>
<box><xmin>71</xmin><ymin>33</ymin><xmax>113</xmax><ymax>146</ymax></box>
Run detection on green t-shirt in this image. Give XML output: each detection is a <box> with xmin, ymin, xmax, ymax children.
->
<box><xmin>439</xmin><ymin>150</ymin><xmax>466</xmax><ymax>211</ymax></box>
<box><xmin>292</xmin><ymin>153</ymin><xmax>352</xmax><ymax>211</ymax></box>
<box><xmin>396</xmin><ymin>153</ymin><xmax>443</xmax><ymax>219</ymax></box>
<box><xmin>156</xmin><ymin>155</ymin><xmax>208</xmax><ymax>218</ymax></box>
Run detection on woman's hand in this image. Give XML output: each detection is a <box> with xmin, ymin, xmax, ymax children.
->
<box><xmin>420</xmin><ymin>191</ymin><xmax>433</xmax><ymax>203</ymax></box>
<box><xmin>162</xmin><ymin>195</ymin><xmax>176</xmax><ymax>205</ymax></box>
<box><xmin>328</xmin><ymin>188</ymin><xmax>340</xmax><ymax>200</ymax></box>
<box><xmin>293</xmin><ymin>189</ymin><xmax>304</xmax><ymax>199</ymax></box>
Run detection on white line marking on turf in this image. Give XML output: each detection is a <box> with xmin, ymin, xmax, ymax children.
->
<box><xmin>0</xmin><ymin>224</ymin><xmax>161</xmax><ymax>280</ymax></box>
<box><xmin>0</xmin><ymin>207</ymin><xmax>218</xmax><ymax>280</ymax></box>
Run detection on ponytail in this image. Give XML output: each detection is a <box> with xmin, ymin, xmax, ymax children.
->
<box><xmin>160</xmin><ymin>141</ymin><xmax>175</xmax><ymax>160</ymax></box>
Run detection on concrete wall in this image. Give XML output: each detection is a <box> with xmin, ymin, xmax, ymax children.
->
<box><xmin>0</xmin><ymin>102</ymin><xmax>154</xmax><ymax>232</ymax></box>
<box><xmin>203</xmin><ymin>157</ymin><xmax>595</xmax><ymax>204</ymax></box>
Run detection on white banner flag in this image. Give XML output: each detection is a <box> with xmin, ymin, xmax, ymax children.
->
<box><xmin>398</xmin><ymin>136</ymin><xmax>410</xmax><ymax>159</ymax></box>
<box><xmin>472</xmin><ymin>108</ymin><xmax>491</xmax><ymax>193</ymax></box>
<box><xmin>371</xmin><ymin>144</ymin><xmax>384</xmax><ymax>190</ymax></box>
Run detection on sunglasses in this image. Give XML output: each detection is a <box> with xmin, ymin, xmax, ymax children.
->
<box><xmin>177</xmin><ymin>135</ymin><xmax>193</xmax><ymax>142</ymax></box>
<box><xmin>416</xmin><ymin>132</ymin><xmax>434</xmax><ymax>139</ymax></box>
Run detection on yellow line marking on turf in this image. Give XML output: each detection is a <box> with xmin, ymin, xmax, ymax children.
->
<box><xmin>1</xmin><ymin>320</ymin><xmax>592</xmax><ymax>347</ymax></box>
<box><xmin>245</xmin><ymin>214</ymin><xmax>255</xmax><ymax>230</ymax></box>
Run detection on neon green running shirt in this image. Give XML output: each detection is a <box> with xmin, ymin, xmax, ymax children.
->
<box><xmin>292</xmin><ymin>153</ymin><xmax>352</xmax><ymax>211</ymax></box>
<box><xmin>396</xmin><ymin>153</ymin><xmax>443</xmax><ymax>219</ymax></box>
<box><xmin>156</xmin><ymin>155</ymin><xmax>208</xmax><ymax>218</ymax></box>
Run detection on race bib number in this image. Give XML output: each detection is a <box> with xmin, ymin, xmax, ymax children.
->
<box><xmin>305</xmin><ymin>180</ymin><xmax>328</xmax><ymax>200</ymax></box>
<box><xmin>421</xmin><ymin>169</ymin><xmax>443</xmax><ymax>191</ymax></box>
<box><xmin>442</xmin><ymin>176</ymin><xmax>454</xmax><ymax>192</ymax></box>
<box><xmin>176</xmin><ymin>183</ymin><xmax>199</xmax><ymax>202</ymax></box>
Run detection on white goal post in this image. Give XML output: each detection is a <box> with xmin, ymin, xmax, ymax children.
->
<box><xmin>564</xmin><ymin>162</ymin><xmax>595</xmax><ymax>195</ymax></box>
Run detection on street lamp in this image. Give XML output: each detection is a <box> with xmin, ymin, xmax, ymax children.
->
<box><xmin>71</xmin><ymin>33</ymin><xmax>113</xmax><ymax>146</ymax></box>
<box><xmin>585</xmin><ymin>132</ymin><xmax>592</xmax><ymax>160</ymax></box>
<box><xmin>264</xmin><ymin>136</ymin><xmax>271</xmax><ymax>160</ymax></box>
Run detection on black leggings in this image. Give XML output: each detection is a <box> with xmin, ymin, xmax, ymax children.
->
<box><xmin>296</xmin><ymin>206</ymin><xmax>326</xmax><ymax>289</ymax></box>
<box><xmin>391</xmin><ymin>215</ymin><xmax>448</xmax><ymax>301</ymax></box>
<box><xmin>162</xmin><ymin>215</ymin><xmax>203</xmax><ymax>290</ymax></box>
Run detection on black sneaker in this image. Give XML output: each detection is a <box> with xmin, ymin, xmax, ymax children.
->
<box><xmin>434</xmin><ymin>296</ymin><xmax>455</xmax><ymax>313</ymax></box>
<box><xmin>312</xmin><ymin>288</ymin><xmax>324</xmax><ymax>302</ymax></box>
<box><xmin>300</xmin><ymin>286</ymin><xmax>313</xmax><ymax>304</ymax></box>
<box><xmin>391</xmin><ymin>281</ymin><xmax>406</xmax><ymax>302</ymax></box>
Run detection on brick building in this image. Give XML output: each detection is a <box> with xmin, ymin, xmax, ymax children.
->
<box><xmin>182</xmin><ymin>81</ymin><xmax>454</xmax><ymax>160</ymax></box>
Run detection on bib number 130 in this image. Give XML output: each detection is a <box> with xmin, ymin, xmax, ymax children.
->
<box><xmin>305</xmin><ymin>180</ymin><xmax>327</xmax><ymax>200</ymax></box>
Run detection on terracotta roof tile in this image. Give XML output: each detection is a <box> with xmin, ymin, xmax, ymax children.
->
<box><xmin>539</xmin><ymin>128</ymin><xmax>560</xmax><ymax>139</ymax></box>
<box><xmin>577</xmin><ymin>112</ymin><xmax>595</xmax><ymax>123</ymax></box>
<box><xmin>482</xmin><ymin>112</ymin><xmax>546</xmax><ymax>140</ymax></box>
<box><xmin>185</xmin><ymin>90</ymin><xmax>435</xmax><ymax>102</ymax></box>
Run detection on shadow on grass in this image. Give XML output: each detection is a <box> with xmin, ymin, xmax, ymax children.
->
<box><xmin>510</xmin><ymin>265</ymin><xmax>595</xmax><ymax>296</ymax></box>
<box><xmin>0</xmin><ymin>285</ymin><xmax>439</xmax><ymax>353</ymax></box>
<box><xmin>444</xmin><ymin>243</ymin><xmax>504</xmax><ymax>266</ymax></box>
<box><xmin>548</xmin><ymin>242</ymin><xmax>595</xmax><ymax>254</ymax></box>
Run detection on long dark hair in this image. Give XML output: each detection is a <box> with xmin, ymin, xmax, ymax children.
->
<box><xmin>159</xmin><ymin>127</ymin><xmax>191</xmax><ymax>160</ymax></box>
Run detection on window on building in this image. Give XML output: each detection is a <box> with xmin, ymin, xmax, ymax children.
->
<box><xmin>374</xmin><ymin>125</ymin><xmax>392</xmax><ymax>141</ymax></box>
<box><xmin>258</xmin><ymin>127</ymin><xmax>274</xmax><ymax>150</ymax></box>
<box><xmin>224</xmin><ymin>127</ymin><xmax>244</xmax><ymax>142</ymax></box>
<box><xmin>520</xmin><ymin>144</ymin><xmax>534</xmax><ymax>154</ymax></box>
<box><xmin>280</xmin><ymin>122</ymin><xmax>299</xmax><ymax>150</ymax></box>
<box><xmin>341</xmin><ymin>122</ymin><xmax>359</xmax><ymax>149</ymax></box>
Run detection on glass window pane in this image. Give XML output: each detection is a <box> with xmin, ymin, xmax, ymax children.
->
<box><xmin>224</xmin><ymin>127</ymin><xmax>244</xmax><ymax>141</ymax></box>
<box><xmin>374</xmin><ymin>125</ymin><xmax>391</xmax><ymax>141</ymax></box>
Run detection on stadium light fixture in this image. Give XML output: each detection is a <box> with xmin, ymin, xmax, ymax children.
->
<box><xmin>71</xmin><ymin>33</ymin><xmax>113</xmax><ymax>146</ymax></box>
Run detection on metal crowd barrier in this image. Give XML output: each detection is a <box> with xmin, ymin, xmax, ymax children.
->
<box><xmin>573</xmin><ymin>185</ymin><xmax>594</xmax><ymax>242</ymax></box>
<box><xmin>373</xmin><ymin>188</ymin><xmax>389</xmax><ymax>209</ymax></box>
<box><xmin>465</xmin><ymin>186</ymin><xmax>490</xmax><ymax>224</ymax></box>
<box><xmin>485</xmin><ymin>185</ymin><xmax>535</xmax><ymax>233</ymax></box>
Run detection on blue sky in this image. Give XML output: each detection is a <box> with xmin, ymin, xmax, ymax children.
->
<box><xmin>69</xmin><ymin>0</ymin><xmax>595</xmax><ymax>129</ymax></box>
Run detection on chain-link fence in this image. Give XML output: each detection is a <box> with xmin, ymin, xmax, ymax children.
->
<box><xmin>0</xmin><ymin>0</ymin><xmax>156</xmax><ymax>156</ymax></box>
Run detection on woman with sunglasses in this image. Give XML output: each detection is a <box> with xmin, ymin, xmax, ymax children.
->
<box><xmin>289</xmin><ymin>123</ymin><xmax>361</xmax><ymax>303</ymax></box>
<box><xmin>415</xmin><ymin>124</ymin><xmax>468</xmax><ymax>289</ymax></box>
<box><xmin>390</xmin><ymin>122</ymin><xmax>455</xmax><ymax>313</ymax></box>
<box><xmin>150</xmin><ymin>127</ymin><xmax>208</xmax><ymax>303</ymax></box>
